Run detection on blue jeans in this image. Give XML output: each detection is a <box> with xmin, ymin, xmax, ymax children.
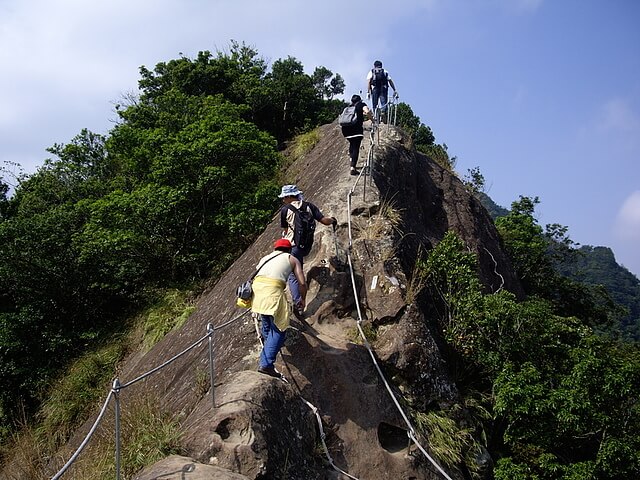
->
<box><xmin>371</xmin><ymin>87</ymin><xmax>389</xmax><ymax>114</ymax></box>
<box><xmin>288</xmin><ymin>246</ymin><xmax>308</xmax><ymax>305</ymax></box>
<box><xmin>259</xmin><ymin>315</ymin><xmax>286</xmax><ymax>369</ymax></box>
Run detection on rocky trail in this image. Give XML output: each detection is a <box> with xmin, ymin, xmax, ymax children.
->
<box><xmin>47</xmin><ymin>119</ymin><xmax>519</xmax><ymax>480</ymax></box>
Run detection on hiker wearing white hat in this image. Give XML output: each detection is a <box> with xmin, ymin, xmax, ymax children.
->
<box><xmin>278</xmin><ymin>185</ymin><xmax>336</xmax><ymax>316</ymax></box>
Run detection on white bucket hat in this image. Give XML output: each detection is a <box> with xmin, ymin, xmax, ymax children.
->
<box><xmin>278</xmin><ymin>184</ymin><xmax>303</xmax><ymax>198</ymax></box>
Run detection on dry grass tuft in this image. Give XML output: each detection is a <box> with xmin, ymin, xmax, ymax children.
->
<box><xmin>352</xmin><ymin>196</ymin><xmax>403</xmax><ymax>241</ymax></box>
<box><xmin>404</xmin><ymin>246</ymin><xmax>427</xmax><ymax>304</ymax></box>
<box><xmin>61</xmin><ymin>394</ymin><xmax>184</xmax><ymax>479</ymax></box>
<box><xmin>141</xmin><ymin>289</ymin><xmax>196</xmax><ymax>350</ymax></box>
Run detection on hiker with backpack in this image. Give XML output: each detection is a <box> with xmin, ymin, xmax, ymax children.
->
<box><xmin>367</xmin><ymin>60</ymin><xmax>398</xmax><ymax>121</ymax></box>
<box><xmin>339</xmin><ymin>94</ymin><xmax>372</xmax><ymax>176</ymax></box>
<box><xmin>279</xmin><ymin>185</ymin><xmax>337</xmax><ymax>316</ymax></box>
<box><xmin>252</xmin><ymin>238</ymin><xmax>307</xmax><ymax>380</ymax></box>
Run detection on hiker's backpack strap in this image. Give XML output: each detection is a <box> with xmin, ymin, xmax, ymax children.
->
<box><xmin>280</xmin><ymin>204</ymin><xmax>291</xmax><ymax>229</ymax></box>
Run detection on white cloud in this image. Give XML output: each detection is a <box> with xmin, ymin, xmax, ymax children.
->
<box><xmin>598</xmin><ymin>98</ymin><xmax>640</xmax><ymax>134</ymax></box>
<box><xmin>614</xmin><ymin>191</ymin><xmax>640</xmax><ymax>241</ymax></box>
<box><xmin>0</xmin><ymin>0</ymin><xmax>441</xmax><ymax>165</ymax></box>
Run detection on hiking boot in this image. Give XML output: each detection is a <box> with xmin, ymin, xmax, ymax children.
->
<box><xmin>257</xmin><ymin>365</ymin><xmax>286</xmax><ymax>381</ymax></box>
<box><xmin>350</xmin><ymin>168</ymin><xmax>359</xmax><ymax>176</ymax></box>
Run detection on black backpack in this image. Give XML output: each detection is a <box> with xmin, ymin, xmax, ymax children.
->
<box><xmin>282</xmin><ymin>202</ymin><xmax>316</xmax><ymax>250</ymax></box>
<box><xmin>338</xmin><ymin>105</ymin><xmax>358</xmax><ymax>127</ymax></box>
<box><xmin>371</xmin><ymin>67</ymin><xmax>388</xmax><ymax>89</ymax></box>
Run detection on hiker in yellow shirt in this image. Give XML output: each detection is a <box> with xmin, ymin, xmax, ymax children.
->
<box><xmin>252</xmin><ymin>238</ymin><xmax>306</xmax><ymax>379</ymax></box>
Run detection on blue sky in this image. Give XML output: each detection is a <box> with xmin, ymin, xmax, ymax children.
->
<box><xmin>1</xmin><ymin>0</ymin><xmax>638</xmax><ymax>276</ymax></box>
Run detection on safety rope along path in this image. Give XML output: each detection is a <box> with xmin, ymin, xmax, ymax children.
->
<box><xmin>254</xmin><ymin>314</ymin><xmax>362</xmax><ymax>480</ymax></box>
<box><xmin>344</xmin><ymin>125</ymin><xmax>454</xmax><ymax>480</ymax></box>
<box><xmin>51</xmin><ymin>309</ymin><xmax>251</xmax><ymax>480</ymax></box>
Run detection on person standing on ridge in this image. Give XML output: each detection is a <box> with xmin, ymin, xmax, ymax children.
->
<box><xmin>252</xmin><ymin>238</ymin><xmax>306</xmax><ymax>379</ymax></box>
<box><xmin>340</xmin><ymin>94</ymin><xmax>372</xmax><ymax>176</ymax></box>
<box><xmin>367</xmin><ymin>60</ymin><xmax>398</xmax><ymax>121</ymax></box>
<box><xmin>279</xmin><ymin>185</ymin><xmax>337</xmax><ymax>315</ymax></box>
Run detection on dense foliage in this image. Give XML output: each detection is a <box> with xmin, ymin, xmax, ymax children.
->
<box><xmin>0</xmin><ymin>42</ymin><xmax>344</xmax><ymax>439</ymax></box>
<box><xmin>556</xmin><ymin>246</ymin><xmax>640</xmax><ymax>340</ymax></box>
<box><xmin>476</xmin><ymin>192</ymin><xmax>640</xmax><ymax>340</ymax></box>
<box><xmin>134</xmin><ymin>41</ymin><xmax>344</xmax><ymax>145</ymax></box>
<box><xmin>420</xmin><ymin>229</ymin><xmax>640</xmax><ymax>478</ymax></box>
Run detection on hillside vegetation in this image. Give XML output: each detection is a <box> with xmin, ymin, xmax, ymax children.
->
<box><xmin>475</xmin><ymin>190</ymin><xmax>640</xmax><ymax>339</ymax></box>
<box><xmin>1</xmin><ymin>41</ymin><xmax>639</xmax><ymax>479</ymax></box>
<box><xmin>0</xmin><ymin>41</ymin><xmax>346</xmax><ymax>441</ymax></box>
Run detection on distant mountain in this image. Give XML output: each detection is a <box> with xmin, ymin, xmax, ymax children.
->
<box><xmin>556</xmin><ymin>246</ymin><xmax>640</xmax><ymax>339</ymax></box>
<box><xmin>476</xmin><ymin>191</ymin><xmax>509</xmax><ymax>219</ymax></box>
<box><xmin>476</xmin><ymin>192</ymin><xmax>640</xmax><ymax>340</ymax></box>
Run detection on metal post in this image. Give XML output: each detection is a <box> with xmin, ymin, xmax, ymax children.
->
<box><xmin>393</xmin><ymin>99</ymin><xmax>398</xmax><ymax>126</ymax></box>
<box><xmin>207</xmin><ymin>323</ymin><xmax>215</xmax><ymax>409</ymax></box>
<box><xmin>363</xmin><ymin>163</ymin><xmax>368</xmax><ymax>202</ymax></box>
<box><xmin>113</xmin><ymin>378</ymin><xmax>121</xmax><ymax>480</ymax></box>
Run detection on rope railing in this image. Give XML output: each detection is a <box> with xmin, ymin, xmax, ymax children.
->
<box><xmin>371</xmin><ymin>93</ymin><xmax>399</xmax><ymax>132</ymax></box>
<box><xmin>302</xmin><ymin>398</ymin><xmax>360</xmax><ymax>480</ymax></box>
<box><xmin>51</xmin><ymin>389</ymin><xmax>115</xmax><ymax>480</ymax></box>
<box><xmin>343</xmin><ymin>128</ymin><xmax>454</xmax><ymax>480</ymax></box>
<box><xmin>51</xmin><ymin>309</ymin><xmax>250</xmax><ymax>479</ymax></box>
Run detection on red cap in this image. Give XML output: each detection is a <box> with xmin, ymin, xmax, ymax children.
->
<box><xmin>274</xmin><ymin>238</ymin><xmax>292</xmax><ymax>250</ymax></box>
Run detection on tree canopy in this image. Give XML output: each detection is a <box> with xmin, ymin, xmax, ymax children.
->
<box><xmin>0</xmin><ymin>42</ymin><xmax>345</xmax><ymax>437</ymax></box>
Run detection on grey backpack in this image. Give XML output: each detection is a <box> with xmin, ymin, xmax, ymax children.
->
<box><xmin>338</xmin><ymin>105</ymin><xmax>358</xmax><ymax>127</ymax></box>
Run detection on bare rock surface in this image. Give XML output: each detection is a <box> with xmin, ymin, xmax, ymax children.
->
<box><xmin>134</xmin><ymin>454</ymin><xmax>250</xmax><ymax>479</ymax></box>
<box><xmin>52</xmin><ymin>122</ymin><xmax>520</xmax><ymax>479</ymax></box>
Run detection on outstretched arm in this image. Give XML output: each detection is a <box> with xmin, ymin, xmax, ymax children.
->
<box><xmin>320</xmin><ymin>216</ymin><xmax>338</xmax><ymax>228</ymax></box>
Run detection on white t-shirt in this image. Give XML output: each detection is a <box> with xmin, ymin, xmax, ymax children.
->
<box><xmin>255</xmin><ymin>251</ymin><xmax>292</xmax><ymax>283</ymax></box>
<box><xmin>367</xmin><ymin>68</ymin><xmax>392</xmax><ymax>87</ymax></box>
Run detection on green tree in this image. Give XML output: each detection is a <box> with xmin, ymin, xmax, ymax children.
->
<box><xmin>0</xmin><ymin>177</ymin><xmax>8</xmax><ymax>220</ymax></box>
<box><xmin>394</xmin><ymin>102</ymin><xmax>435</xmax><ymax>147</ymax></box>
<box><xmin>419</xmin><ymin>231</ymin><xmax>640</xmax><ymax>478</ymax></box>
<box><xmin>557</xmin><ymin>245</ymin><xmax>640</xmax><ymax>340</ymax></box>
<box><xmin>329</xmin><ymin>73</ymin><xmax>345</xmax><ymax>99</ymax></box>
<box><xmin>311</xmin><ymin>66</ymin><xmax>333</xmax><ymax>99</ymax></box>
<box><xmin>104</xmin><ymin>92</ymin><xmax>281</xmax><ymax>281</ymax></box>
<box><xmin>311</xmin><ymin>67</ymin><xmax>345</xmax><ymax>100</ymax></box>
<box><xmin>0</xmin><ymin>55</ymin><xmax>283</xmax><ymax>435</ymax></box>
<box><xmin>495</xmin><ymin>196</ymin><xmax>550</xmax><ymax>294</ymax></box>
<box><xmin>133</xmin><ymin>42</ymin><xmax>343</xmax><ymax>145</ymax></box>
<box><xmin>463</xmin><ymin>166</ymin><xmax>486</xmax><ymax>194</ymax></box>
<box><xmin>263</xmin><ymin>56</ymin><xmax>318</xmax><ymax>142</ymax></box>
<box><xmin>495</xmin><ymin>196</ymin><xmax>623</xmax><ymax>334</ymax></box>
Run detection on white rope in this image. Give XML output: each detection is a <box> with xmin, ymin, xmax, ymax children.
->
<box><xmin>301</xmin><ymin>398</ymin><xmax>360</xmax><ymax>480</ymax></box>
<box><xmin>409</xmin><ymin>431</ymin><xmax>455</xmax><ymax>480</ymax></box>
<box><xmin>50</xmin><ymin>308</ymin><xmax>251</xmax><ymax>479</ymax></box>
<box><xmin>51</xmin><ymin>389</ymin><xmax>115</xmax><ymax>480</ymax></box>
<box><xmin>343</xmin><ymin>155</ymin><xmax>454</xmax><ymax>479</ymax></box>
<box><xmin>483</xmin><ymin>247</ymin><xmax>505</xmax><ymax>293</ymax></box>
<box><xmin>255</xmin><ymin>313</ymin><xmax>360</xmax><ymax>479</ymax></box>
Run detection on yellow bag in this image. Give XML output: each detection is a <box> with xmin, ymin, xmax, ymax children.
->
<box><xmin>236</xmin><ymin>297</ymin><xmax>252</xmax><ymax>309</ymax></box>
